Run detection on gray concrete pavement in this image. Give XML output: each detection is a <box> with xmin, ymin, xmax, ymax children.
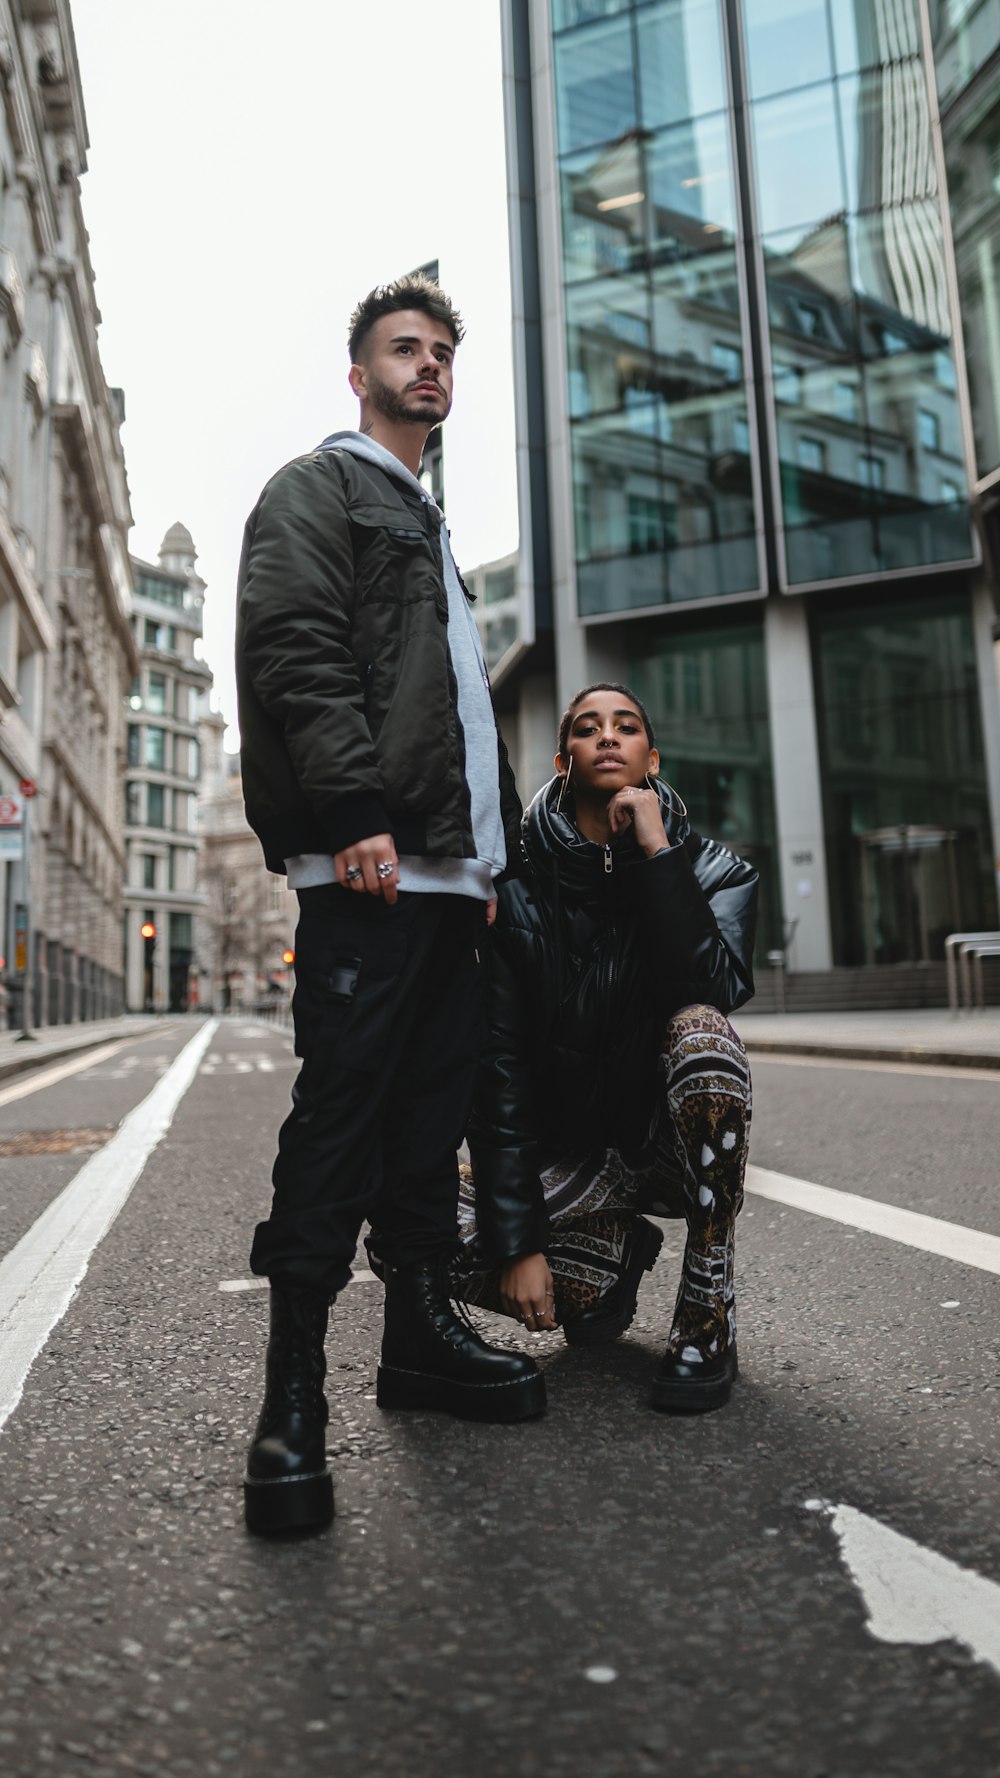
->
<box><xmin>736</xmin><ymin>1006</ymin><xmax>1000</xmax><ymax>1069</ymax></box>
<box><xmin>0</xmin><ymin>1021</ymin><xmax>998</xmax><ymax>1777</ymax></box>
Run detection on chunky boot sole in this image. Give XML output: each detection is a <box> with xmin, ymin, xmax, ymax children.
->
<box><xmin>650</xmin><ymin>1351</ymin><xmax>738</xmax><ymax>1415</ymax></box>
<box><xmin>563</xmin><ymin>1218</ymin><xmax>664</xmax><ymax>1348</ymax></box>
<box><xmin>243</xmin><ymin>1468</ymin><xmax>334</xmax><ymax>1535</ymax></box>
<box><xmin>376</xmin><ymin>1363</ymin><xmax>547</xmax><ymax>1423</ymax></box>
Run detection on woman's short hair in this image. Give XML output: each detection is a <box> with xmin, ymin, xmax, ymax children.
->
<box><xmin>348</xmin><ymin>273</ymin><xmax>465</xmax><ymax>363</ymax></box>
<box><xmin>557</xmin><ymin>683</ymin><xmax>656</xmax><ymax>760</ymax></box>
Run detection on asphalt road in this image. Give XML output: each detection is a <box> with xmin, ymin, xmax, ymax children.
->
<box><xmin>0</xmin><ymin>1018</ymin><xmax>998</xmax><ymax>1778</ymax></box>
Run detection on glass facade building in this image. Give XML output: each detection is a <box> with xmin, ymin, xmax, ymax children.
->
<box><xmin>499</xmin><ymin>0</ymin><xmax>1000</xmax><ymax>979</ymax></box>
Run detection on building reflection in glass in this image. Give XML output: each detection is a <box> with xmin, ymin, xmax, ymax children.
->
<box><xmin>552</xmin><ymin>0</ymin><xmax>976</xmax><ymax>613</ymax></box>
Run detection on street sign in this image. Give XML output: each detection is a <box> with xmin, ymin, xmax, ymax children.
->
<box><xmin>0</xmin><ymin>794</ymin><xmax>23</xmax><ymax>825</ymax></box>
<box><xmin>0</xmin><ymin>793</ymin><xmax>23</xmax><ymax>860</ymax></box>
<box><xmin>18</xmin><ymin>779</ymin><xmax>37</xmax><ymax>798</ymax></box>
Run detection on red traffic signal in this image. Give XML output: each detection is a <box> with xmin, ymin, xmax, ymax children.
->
<box><xmin>140</xmin><ymin>921</ymin><xmax>156</xmax><ymax>941</ymax></box>
<box><xmin>281</xmin><ymin>949</ymin><xmax>295</xmax><ymax>966</ymax></box>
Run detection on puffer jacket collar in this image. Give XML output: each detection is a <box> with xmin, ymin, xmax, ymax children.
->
<box><xmin>522</xmin><ymin>775</ymin><xmax>691</xmax><ymax>904</ymax></box>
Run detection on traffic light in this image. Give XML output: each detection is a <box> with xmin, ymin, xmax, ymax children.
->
<box><xmin>282</xmin><ymin>949</ymin><xmax>295</xmax><ymax>966</ymax></box>
<box><xmin>141</xmin><ymin>918</ymin><xmax>156</xmax><ymax>1012</ymax></box>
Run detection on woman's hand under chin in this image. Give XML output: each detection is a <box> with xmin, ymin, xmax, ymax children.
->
<box><xmin>499</xmin><ymin>1253</ymin><xmax>558</xmax><ymax>1331</ymax></box>
<box><xmin>608</xmin><ymin>786</ymin><xmax>670</xmax><ymax>857</ymax></box>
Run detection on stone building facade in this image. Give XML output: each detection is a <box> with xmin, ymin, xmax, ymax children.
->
<box><xmin>123</xmin><ymin>524</ymin><xmax>213</xmax><ymax>1013</ymax></box>
<box><xmin>0</xmin><ymin>0</ymin><xmax>137</xmax><ymax>1028</ymax></box>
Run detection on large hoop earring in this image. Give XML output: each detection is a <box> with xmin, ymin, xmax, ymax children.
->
<box><xmin>648</xmin><ymin>772</ymin><xmax>687</xmax><ymax>820</ymax></box>
<box><xmin>556</xmin><ymin>756</ymin><xmax>573</xmax><ymax>815</ymax></box>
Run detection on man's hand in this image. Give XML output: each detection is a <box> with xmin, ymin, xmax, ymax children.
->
<box><xmin>500</xmin><ymin>1253</ymin><xmax>557</xmax><ymax>1330</ymax></box>
<box><xmin>334</xmin><ymin>834</ymin><xmax>399</xmax><ymax>903</ymax></box>
<box><xmin>486</xmin><ymin>897</ymin><xmax>498</xmax><ymax>928</ymax></box>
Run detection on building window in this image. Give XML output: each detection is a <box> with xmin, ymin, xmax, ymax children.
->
<box><xmin>146</xmin><ymin>673</ymin><xmax>167</xmax><ymax>715</ymax></box>
<box><xmin>144</xmin><ymin>726</ymin><xmax>166</xmax><ymax>769</ymax></box>
<box><xmin>774</xmin><ymin>364</ymin><xmax>801</xmax><ymax>405</ymax></box>
<box><xmin>711</xmin><ymin>341</ymin><xmax>743</xmax><ymax>383</ymax></box>
<box><xmin>858</xmin><ymin>454</ymin><xmax>885</xmax><ymax>490</ymax></box>
<box><xmin>628</xmin><ymin>494</ymin><xmax>662</xmax><ymax>555</ymax></box>
<box><xmin>835</xmin><ymin>382</ymin><xmax>858</xmax><ymax>423</ymax></box>
<box><xmin>940</xmin><ymin>480</ymin><xmax>962</xmax><ymax>505</ymax></box>
<box><xmin>733</xmin><ymin>415</ymin><xmax>751</xmax><ymax>454</ymax></box>
<box><xmin>127</xmin><ymin>724</ymin><xmax>140</xmax><ymax>766</ymax></box>
<box><xmin>143</xmin><ymin>853</ymin><xmax>157</xmax><ymax>890</ymax></box>
<box><xmin>126</xmin><ymin>781</ymin><xmax>141</xmax><ymax>825</ymax></box>
<box><xmin>798</xmin><ymin>436</ymin><xmax>826</xmax><ymax>474</ymax></box>
<box><xmin>147</xmin><ymin>783</ymin><xmax>166</xmax><ymax>828</ymax></box>
<box><xmin>918</xmin><ymin>409</ymin><xmax>941</xmax><ymax>453</ymax></box>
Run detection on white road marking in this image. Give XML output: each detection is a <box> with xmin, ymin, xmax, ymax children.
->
<box><xmin>745</xmin><ymin>1165</ymin><xmax>1000</xmax><ymax>1277</ymax></box>
<box><xmin>0</xmin><ymin>1040</ymin><xmax>136</xmax><ymax>1108</ymax></box>
<box><xmin>0</xmin><ymin>1018</ymin><xmax>219</xmax><ymax>1432</ymax></box>
<box><xmin>218</xmin><ymin>1278</ymin><xmax>269</xmax><ymax>1293</ymax></box>
<box><xmin>819</xmin><ymin>1500</ymin><xmax>1000</xmax><ymax>1678</ymax></box>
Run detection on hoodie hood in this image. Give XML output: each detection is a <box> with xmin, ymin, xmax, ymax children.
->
<box><xmin>316</xmin><ymin>429</ymin><xmax>438</xmax><ymax>512</ymax></box>
<box><xmin>522</xmin><ymin>775</ymin><xmax>691</xmax><ymax>902</ymax></box>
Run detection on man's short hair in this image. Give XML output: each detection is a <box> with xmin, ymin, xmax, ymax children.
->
<box><xmin>348</xmin><ymin>274</ymin><xmax>465</xmax><ymax>364</ymax></box>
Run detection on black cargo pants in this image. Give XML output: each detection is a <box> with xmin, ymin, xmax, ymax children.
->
<box><xmin>249</xmin><ymin>885</ymin><xmax>485</xmax><ymax>1299</ymax></box>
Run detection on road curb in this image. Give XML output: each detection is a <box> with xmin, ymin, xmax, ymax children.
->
<box><xmin>744</xmin><ymin>1038</ymin><xmax>1000</xmax><ymax>1071</ymax></box>
<box><xmin>0</xmin><ymin>1021</ymin><xmax>176</xmax><ymax>1086</ymax></box>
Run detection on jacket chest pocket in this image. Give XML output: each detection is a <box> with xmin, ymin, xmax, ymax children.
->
<box><xmin>349</xmin><ymin>505</ymin><xmax>444</xmax><ymax>610</ymax></box>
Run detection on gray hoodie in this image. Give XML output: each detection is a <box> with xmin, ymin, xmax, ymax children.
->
<box><xmin>284</xmin><ymin>430</ymin><xmax>505</xmax><ymax>900</ymax></box>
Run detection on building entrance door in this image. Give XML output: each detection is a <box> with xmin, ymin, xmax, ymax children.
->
<box><xmin>858</xmin><ymin>826</ymin><xmax>961</xmax><ymax>964</ymax></box>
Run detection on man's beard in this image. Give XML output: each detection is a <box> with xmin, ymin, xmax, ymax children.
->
<box><xmin>367</xmin><ymin>370</ymin><xmax>450</xmax><ymax>427</ymax></box>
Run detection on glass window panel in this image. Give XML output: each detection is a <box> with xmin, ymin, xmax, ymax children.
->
<box><xmin>744</xmin><ymin>0</ymin><xmax>834</xmax><ymax>98</ymax></box>
<box><xmin>566</xmin><ymin>275</ymin><xmax>653</xmax><ymax>422</ymax></box>
<box><xmin>930</xmin><ymin>0</ymin><xmax>1000</xmax><ymax>107</ymax></box>
<box><xmin>941</xmin><ymin>84</ymin><xmax>1000</xmax><ymax>475</ymax></box>
<box><xmin>762</xmin><ymin>221</ymin><xmax>859</xmax><ymax>369</ymax></box>
<box><xmin>554</xmin><ymin>16</ymin><xmax>636</xmax><ymax>154</ymax></box>
<box><xmin>142</xmin><ymin>854</ymin><xmax>156</xmax><ymax>890</ymax></box>
<box><xmin>629</xmin><ymin>619</ymin><xmax>781</xmax><ymax>956</ymax></box>
<box><xmin>647</xmin><ymin>115</ymin><xmax>737</xmax><ymax>256</ymax></box>
<box><xmin>126</xmin><ymin>781</ymin><xmax>141</xmax><ymax>825</ymax></box>
<box><xmin>126</xmin><ymin>724</ymin><xmax>140</xmax><ymax>767</ymax></box>
<box><xmin>560</xmin><ymin>143</ymin><xmax>647</xmax><ymax>283</ymax></box>
<box><xmin>144</xmin><ymin>726</ymin><xmax>166</xmax><ymax>769</ymax></box>
<box><xmin>147</xmin><ymin>783</ymin><xmax>165</xmax><ymax>828</ymax></box>
<box><xmin>146</xmin><ymin>673</ymin><xmax>167</xmax><ymax>715</ymax></box>
<box><xmin>814</xmin><ymin>595</ymin><xmax>994</xmax><ymax>964</ymax></box>
<box><xmin>836</xmin><ymin>69</ymin><xmax>936</xmax><ymax>221</ymax></box>
<box><xmin>831</xmin><ymin>0</ymin><xmax>921</xmax><ymax>77</ymax></box>
<box><xmin>751</xmin><ymin>84</ymin><xmax>845</xmax><ymax>235</ymax></box>
<box><xmin>636</xmin><ymin>0</ymin><xmax>727</xmax><ymax>128</ymax></box>
<box><xmin>553</xmin><ymin>0</ymin><xmax>630</xmax><ymax>30</ymax></box>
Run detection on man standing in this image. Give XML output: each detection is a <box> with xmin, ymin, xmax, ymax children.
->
<box><xmin>236</xmin><ymin>274</ymin><xmax>544</xmax><ymax>1536</ymax></box>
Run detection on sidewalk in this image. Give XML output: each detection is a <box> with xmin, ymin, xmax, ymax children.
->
<box><xmin>735</xmin><ymin>1007</ymin><xmax>1000</xmax><ymax>1070</ymax></box>
<box><xmin>0</xmin><ymin>1013</ymin><xmax>178</xmax><ymax>1085</ymax></box>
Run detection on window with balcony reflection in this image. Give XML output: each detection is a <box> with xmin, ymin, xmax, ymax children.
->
<box><xmin>553</xmin><ymin>1</ymin><xmax>762</xmax><ymax>615</ymax></box>
<box><xmin>745</xmin><ymin>0</ymin><xmax>974</xmax><ymax>583</ymax></box>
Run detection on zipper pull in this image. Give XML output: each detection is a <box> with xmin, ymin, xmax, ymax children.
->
<box><xmin>604</xmin><ymin>845</ymin><xmax>613</xmax><ymax>875</ymax></box>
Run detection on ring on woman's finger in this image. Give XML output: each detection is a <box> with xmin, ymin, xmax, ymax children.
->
<box><xmin>345</xmin><ymin>865</ymin><xmax>363</xmax><ymax>882</ymax></box>
<box><xmin>376</xmin><ymin>860</ymin><xmax>395</xmax><ymax>880</ymax></box>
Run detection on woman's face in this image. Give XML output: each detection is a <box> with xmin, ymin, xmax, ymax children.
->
<box><xmin>557</xmin><ymin>690</ymin><xmax>659</xmax><ymax>796</ymax></box>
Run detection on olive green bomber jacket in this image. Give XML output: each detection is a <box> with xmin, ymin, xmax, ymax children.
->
<box><xmin>235</xmin><ymin>448</ymin><xmax>522</xmax><ymax>876</ymax></box>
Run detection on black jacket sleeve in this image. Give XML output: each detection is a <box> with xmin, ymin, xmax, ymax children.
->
<box><xmin>467</xmin><ymin>922</ymin><xmax>550</xmax><ymax>1267</ymax></box>
<box><xmin>236</xmin><ymin>454</ymin><xmax>391</xmax><ymax>853</ymax></box>
<box><xmin>629</xmin><ymin>836</ymin><xmax>758</xmax><ymax>1016</ymax></box>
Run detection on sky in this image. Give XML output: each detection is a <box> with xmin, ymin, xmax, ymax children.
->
<box><xmin>70</xmin><ymin>0</ymin><xmax>520</xmax><ymax>746</ymax></box>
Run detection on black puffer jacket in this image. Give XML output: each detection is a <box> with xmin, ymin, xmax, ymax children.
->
<box><xmin>468</xmin><ymin>777</ymin><xmax>758</xmax><ymax>1264</ymax></box>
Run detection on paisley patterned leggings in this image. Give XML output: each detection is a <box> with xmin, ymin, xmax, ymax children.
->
<box><xmin>455</xmin><ymin>1004</ymin><xmax>752</xmax><ymax>1355</ymax></box>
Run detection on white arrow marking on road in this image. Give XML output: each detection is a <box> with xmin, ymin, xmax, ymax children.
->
<box><xmin>820</xmin><ymin>1501</ymin><xmax>1000</xmax><ymax>1678</ymax></box>
<box><xmin>0</xmin><ymin>1018</ymin><xmax>219</xmax><ymax>1433</ymax></box>
<box><xmin>746</xmin><ymin>1166</ymin><xmax>1000</xmax><ymax>1277</ymax></box>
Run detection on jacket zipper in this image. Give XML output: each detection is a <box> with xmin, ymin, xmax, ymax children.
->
<box><xmin>604</xmin><ymin>844</ymin><xmax>613</xmax><ymax>875</ymax></box>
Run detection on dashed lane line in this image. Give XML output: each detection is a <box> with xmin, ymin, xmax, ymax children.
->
<box><xmin>0</xmin><ymin>1018</ymin><xmax>219</xmax><ymax>1432</ymax></box>
<box><xmin>746</xmin><ymin>1165</ymin><xmax>1000</xmax><ymax>1277</ymax></box>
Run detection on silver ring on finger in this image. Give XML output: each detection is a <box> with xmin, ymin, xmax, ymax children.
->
<box><xmin>376</xmin><ymin>860</ymin><xmax>395</xmax><ymax>881</ymax></box>
<box><xmin>345</xmin><ymin>865</ymin><xmax>363</xmax><ymax>882</ymax></box>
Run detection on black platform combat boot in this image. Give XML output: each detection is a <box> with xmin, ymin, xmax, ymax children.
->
<box><xmin>650</xmin><ymin>1230</ymin><xmax>738</xmax><ymax>1414</ymax></box>
<box><xmin>243</xmin><ymin>1286</ymin><xmax>335</xmax><ymax>1534</ymax></box>
<box><xmin>377</xmin><ymin>1258</ymin><xmax>547</xmax><ymax>1422</ymax></box>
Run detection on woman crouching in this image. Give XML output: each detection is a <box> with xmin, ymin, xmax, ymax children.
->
<box><xmin>459</xmin><ymin>682</ymin><xmax>758</xmax><ymax>1412</ymax></box>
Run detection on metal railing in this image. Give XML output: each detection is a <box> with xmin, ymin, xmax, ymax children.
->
<box><xmin>945</xmin><ymin>931</ymin><xmax>1000</xmax><ymax>1014</ymax></box>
